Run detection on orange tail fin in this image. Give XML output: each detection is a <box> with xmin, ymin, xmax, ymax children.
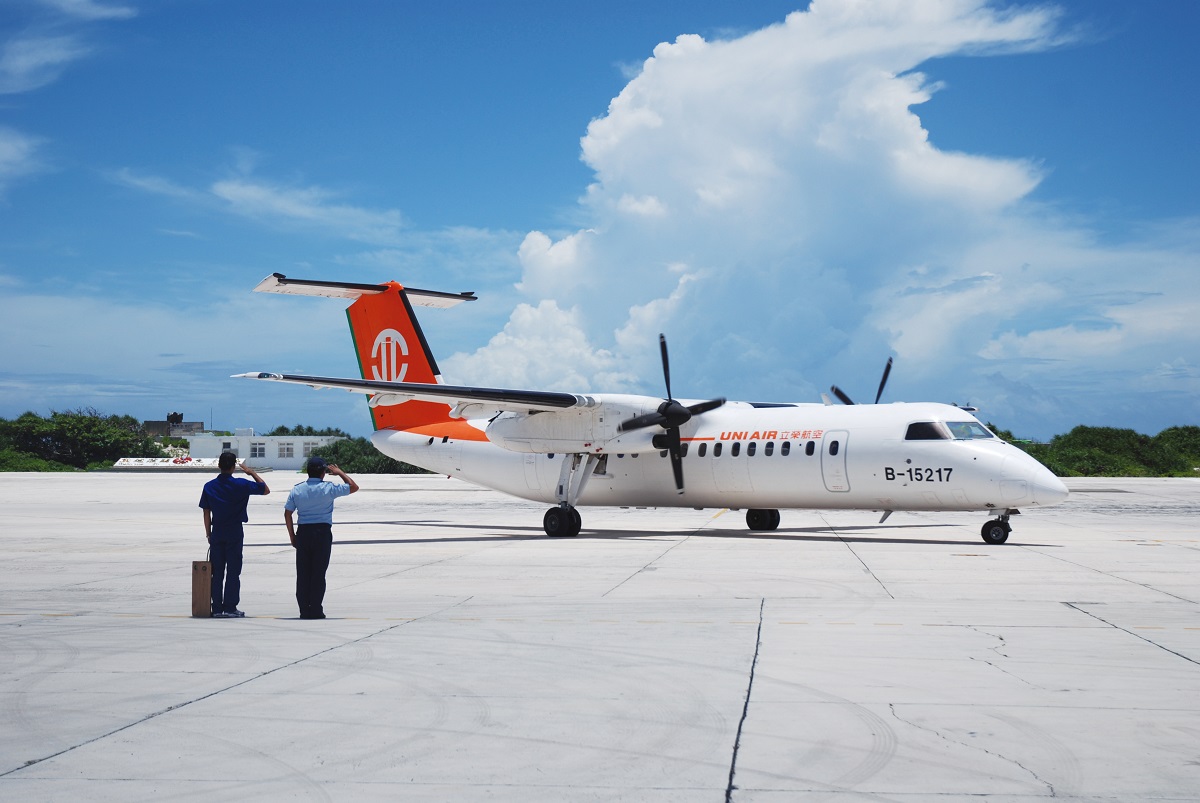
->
<box><xmin>252</xmin><ymin>274</ymin><xmax>477</xmax><ymax>433</ymax></box>
<box><xmin>345</xmin><ymin>282</ymin><xmax>455</xmax><ymax>432</ymax></box>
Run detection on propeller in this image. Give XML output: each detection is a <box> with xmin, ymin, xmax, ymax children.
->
<box><xmin>830</xmin><ymin>357</ymin><xmax>894</xmax><ymax>405</ymax></box>
<box><xmin>618</xmin><ymin>334</ymin><xmax>725</xmax><ymax>493</ymax></box>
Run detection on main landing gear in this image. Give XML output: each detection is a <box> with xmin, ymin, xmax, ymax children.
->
<box><xmin>542</xmin><ymin>454</ymin><xmax>598</xmax><ymax>538</ymax></box>
<box><xmin>746</xmin><ymin>509</ymin><xmax>781</xmax><ymax>531</ymax></box>
<box><xmin>544</xmin><ymin>505</ymin><xmax>582</xmax><ymax>538</ymax></box>
<box><xmin>980</xmin><ymin>513</ymin><xmax>1013</xmax><ymax>544</ymax></box>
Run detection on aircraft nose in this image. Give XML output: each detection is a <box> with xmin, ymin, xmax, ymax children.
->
<box><xmin>1032</xmin><ymin>474</ymin><xmax>1069</xmax><ymax>506</ymax></box>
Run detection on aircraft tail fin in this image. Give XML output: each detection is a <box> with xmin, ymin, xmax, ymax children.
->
<box><xmin>253</xmin><ymin>274</ymin><xmax>477</xmax><ymax>432</ymax></box>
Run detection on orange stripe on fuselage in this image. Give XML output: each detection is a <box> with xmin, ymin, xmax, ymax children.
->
<box><xmin>399</xmin><ymin>419</ymin><xmax>490</xmax><ymax>442</ymax></box>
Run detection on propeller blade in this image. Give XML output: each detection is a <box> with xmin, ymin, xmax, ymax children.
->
<box><xmin>831</xmin><ymin>385</ymin><xmax>855</xmax><ymax>405</ymax></box>
<box><xmin>665</xmin><ymin>428</ymin><xmax>685</xmax><ymax>493</ymax></box>
<box><xmin>686</xmin><ymin>397</ymin><xmax>726</xmax><ymax>416</ymax></box>
<box><xmin>620</xmin><ymin>336</ymin><xmax>721</xmax><ymax>456</ymax></box>
<box><xmin>653</xmin><ymin>429</ymin><xmax>685</xmax><ymax>492</ymax></box>
<box><xmin>659</xmin><ymin>333</ymin><xmax>672</xmax><ymax>401</ymax></box>
<box><xmin>874</xmin><ymin>357</ymin><xmax>894</xmax><ymax>404</ymax></box>
<box><xmin>619</xmin><ymin>411</ymin><xmax>666</xmax><ymax>432</ymax></box>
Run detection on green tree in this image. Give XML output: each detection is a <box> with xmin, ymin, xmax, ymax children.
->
<box><xmin>1151</xmin><ymin>426</ymin><xmax>1200</xmax><ymax>475</ymax></box>
<box><xmin>267</xmin><ymin>424</ymin><xmax>351</xmax><ymax>437</ymax></box>
<box><xmin>309</xmin><ymin>437</ymin><xmax>430</xmax><ymax>474</ymax></box>
<box><xmin>0</xmin><ymin>447</ymin><xmax>77</xmax><ymax>472</ymax></box>
<box><xmin>0</xmin><ymin>409</ymin><xmax>166</xmax><ymax>470</ymax></box>
<box><xmin>1013</xmin><ymin>425</ymin><xmax>1200</xmax><ymax>477</ymax></box>
<box><xmin>985</xmin><ymin>422</ymin><xmax>1016</xmax><ymax>442</ymax></box>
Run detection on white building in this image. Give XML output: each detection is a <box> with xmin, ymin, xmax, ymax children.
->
<box><xmin>187</xmin><ymin>429</ymin><xmax>347</xmax><ymax>472</ymax></box>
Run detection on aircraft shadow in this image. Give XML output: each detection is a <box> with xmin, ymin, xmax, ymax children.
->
<box><xmin>246</xmin><ymin>519</ymin><xmax>1057</xmax><ymax>548</ymax></box>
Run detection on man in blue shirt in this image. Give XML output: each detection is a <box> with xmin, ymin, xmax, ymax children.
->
<box><xmin>199</xmin><ymin>451</ymin><xmax>270</xmax><ymax>618</ymax></box>
<box><xmin>284</xmin><ymin>456</ymin><xmax>359</xmax><ymax>619</ymax></box>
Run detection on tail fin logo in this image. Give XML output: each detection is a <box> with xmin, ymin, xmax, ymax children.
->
<box><xmin>370</xmin><ymin>328</ymin><xmax>409</xmax><ymax>382</ymax></box>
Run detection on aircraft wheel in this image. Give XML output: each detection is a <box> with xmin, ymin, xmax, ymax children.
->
<box><xmin>980</xmin><ymin>519</ymin><xmax>1010</xmax><ymax>545</ymax></box>
<box><xmin>747</xmin><ymin>509</ymin><xmax>780</xmax><ymax>531</ymax></box>
<box><xmin>544</xmin><ymin>506</ymin><xmax>580</xmax><ymax>538</ymax></box>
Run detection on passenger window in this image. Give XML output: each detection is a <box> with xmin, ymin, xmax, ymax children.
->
<box><xmin>732</xmin><ymin>442</ymin><xmax>741</xmax><ymax>457</ymax></box>
<box><xmin>714</xmin><ymin>443</ymin><xmax>723</xmax><ymax>457</ymax></box>
<box><xmin>698</xmin><ymin>443</ymin><xmax>707</xmax><ymax>457</ymax></box>
<box><xmin>905</xmin><ymin>422</ymin><xmax>949</xmax><ymax>440</ymax></box>
<box><xmin>659</xmin><ymin>450</ymin><xmax>668</xmax><ymax>458</ymax></box>
<box><xmin>680</xmin><ymin>442</ymin><xmax>689</xmax><ymax>457</ymax></box>
<box><xmin>747</xmin><ymin>442</ymin><xmax>756</xmax><ymax>456</ymax></box>
<box><xmin>805</xmin><ymin>441</ymin><xmax>815</xmax><ymax>456</ymax></box>
<box><xmin>765</xmin><ymin>441</ymin><xmax>774</xmax><ymax>456</ymax></box>
<box><xmin>781</xmin><ymin>441</ymin><xmax>791</xmax><ymax>456</ymax></box>
<box><xmin>829</xmin><ymin>440</ymin><xmax>840</xmax><ymax>456</ymax></box>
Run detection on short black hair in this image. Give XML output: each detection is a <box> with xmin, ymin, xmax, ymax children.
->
<box><xmin>218</xmin><ymin>451</ymin><xmax>237</xmax><ymax>471</ymax></box>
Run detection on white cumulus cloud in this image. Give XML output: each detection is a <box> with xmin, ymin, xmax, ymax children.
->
<box><xmin>444</xmin><ymin>0</ymin><xmax>1198</xmax><ymax>437</ymax></box>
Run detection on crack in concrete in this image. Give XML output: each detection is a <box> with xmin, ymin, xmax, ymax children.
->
<box><xmin>725</xmin><ymin>597</ymin><xmax>764</xmax><ymax>803</ymax></box>
<box><xmin>888</xmin><ymin>703</ymin><xmax>1057</xmax><ymax>797</ymax></box>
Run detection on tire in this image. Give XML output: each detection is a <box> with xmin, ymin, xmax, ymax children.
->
<box><xmin>747</xmin><ymin>509</ymin><xmax>779</xmax><ymax>531</ymax></box>
<box><xmin>544</xmin><ymin>506</ymin><xmax>580</xmax><ymax>538</ymax></box>
<box><xmin>981</xmin><ymin>520</ymin><xmax>1010</xmax><ymax>544</ymax></box>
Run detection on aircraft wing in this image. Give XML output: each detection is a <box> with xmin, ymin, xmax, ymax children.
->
<box><xmin>232</xmin><ymin>372</ymin><xmax>594</xmax><ymax>415</ymax></box>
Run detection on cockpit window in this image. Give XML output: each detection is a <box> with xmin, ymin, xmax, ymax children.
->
<box><xmin>945</xmin><ymin>421</ymin><xmax>994</xmax><ymax>440</ymax></box>
<box><xmin>905</xmin><ymin>422</ymin><xmax>949</xmax><ymax>440</ymax></box>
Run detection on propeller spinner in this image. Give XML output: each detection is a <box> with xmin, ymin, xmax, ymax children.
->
<box><xmin>618</xmin><ymin>334</ymin><xmax>725</xmax><ymax>493</ymax></box>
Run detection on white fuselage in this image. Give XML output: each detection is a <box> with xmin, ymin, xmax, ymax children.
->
<box><xmin>371</xmin><ymin>399</ymin><xmax>1068</xmax><ymax>514</ymax></box>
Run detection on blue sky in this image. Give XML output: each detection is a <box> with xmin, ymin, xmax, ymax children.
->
<box><xmin>1</xmin><ymin>0</ymin><xmax>1197</xmax><ymax>441</ymax></box>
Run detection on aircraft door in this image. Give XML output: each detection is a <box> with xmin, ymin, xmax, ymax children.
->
<box><xmin>821</xmin><ymin>430</ymin><xmax>849</xmax><ymax>492</ymax></box>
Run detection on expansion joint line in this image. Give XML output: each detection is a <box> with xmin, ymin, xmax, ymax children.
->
<box><xmin>1027</xmin><ymin>547</ymin><xmax>1194</xmax><ymax>603</ymax></box>
<box><xmin>725</xmin><ymin>597</ymin><xmax>765</xmax><ymax>803</ymax></box>
<box><xmin>825</xmin><ymin>514</ymin><xmax>894</xmax><ymax>599</ymax></box>
<box><xmin>1064</xmin><ymin>602</ymin><xmax>1200</xmax><ymax>668</ymax></box>
<box><xmin>601</xmin><ymin>532</ymin><xmax>691</xmax><ymax>597</ymax></box>
<box><xmin>0</xmin><ymin>597</ymin><xmax>474</xmax><ymax>778</ymax></box>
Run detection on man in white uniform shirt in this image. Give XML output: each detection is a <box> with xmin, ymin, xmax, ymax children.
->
<box><xmin>284</xmin><ymin>456</ymin><xmax>359</xmax><ymax>619</ymax></box>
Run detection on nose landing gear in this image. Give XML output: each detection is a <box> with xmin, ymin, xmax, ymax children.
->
<box><xmin>981</xmin><ymin>515</ymin><xmax>1012</xmax><ymax>544</ymax></box>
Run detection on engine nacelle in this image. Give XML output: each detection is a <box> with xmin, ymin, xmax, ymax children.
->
<box><xmin>485</xmin><ymin>394</ymin><xmax>663</xmax><ymax>454</ymax></box>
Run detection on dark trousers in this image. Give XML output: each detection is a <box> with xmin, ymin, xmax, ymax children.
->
<box><xmin>295</xmin><ymin>523</ymin><xmax>333</xmax><ymax>618</ymax></box>
<box><xmin>209</xmin><ymin>529</ymin><xmax>244</xmax><ymax>614</ymax></box>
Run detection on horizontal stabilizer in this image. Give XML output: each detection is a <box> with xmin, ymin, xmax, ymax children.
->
<box><xmin>252</xmin><ymin>273</ymin><xmax>477</xmax><ymax>308</ymax></box>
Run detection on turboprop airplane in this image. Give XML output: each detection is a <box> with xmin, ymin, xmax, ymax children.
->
<box><xmin>235</xmin><ymin>274</ymin><xmax>1068</xmax><ymax>543</ymax></box>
